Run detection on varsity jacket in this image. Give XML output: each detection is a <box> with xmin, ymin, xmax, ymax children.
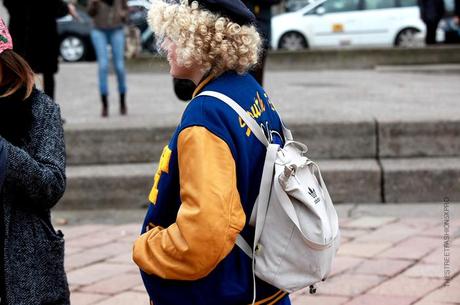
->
<box><xmin>133</xmin><ymin>71</ymin><xmax>290</xmax><ymax>305</ymax></box>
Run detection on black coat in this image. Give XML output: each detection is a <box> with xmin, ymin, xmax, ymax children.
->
<box><xmin>4</xmin><ymin>0</ymin><xmax>69</xmax><ymax>74</ymax></box>
<box><xmin>243</xmin><ymin>0</ymin><xmax>281</xmax><ymax>48</ymax></box>
<box><xmin>0</xmin><ymin>89</ymin><xmax>68</xmax><ymax>305</ymax></box>
<box><xmin>418</xmin><ymin>0</ymin><xmax>446</xmax><ymax>22</ymax></box>
<box><xmin>456</xmin><ymin>0</ymin><xmax>460</xmax><ymax>16</ymax></box>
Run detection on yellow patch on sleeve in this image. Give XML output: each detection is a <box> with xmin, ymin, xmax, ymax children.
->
<box><xmin>148</xmin><ymin>146</ymin><xmax>172</xmax><ymax>204</ymax></box>
<box><xmin>159</xmin><ymin>146</ymin><xmax>172</xmax><ymax>173</ymax></box>
<box><xmin>148</xmin><ymin>188</ymin><xmax>159</xmax><ymax>205</ymax></box>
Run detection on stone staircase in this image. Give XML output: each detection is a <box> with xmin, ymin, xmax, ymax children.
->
<box><xmin>60</xmin><ymin>118</ymin><xmax>460</xmax><ymax>210</ymax></box>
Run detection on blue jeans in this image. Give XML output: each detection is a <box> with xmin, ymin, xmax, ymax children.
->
<box><xmin>91</xmin><ymin>27</ymin><xmax>127</xmax><ymax>96</ymax></box>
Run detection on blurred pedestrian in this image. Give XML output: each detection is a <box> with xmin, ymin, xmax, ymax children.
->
<box><xmin>244</xmin><ymin>0</ymin><xmax>281</xmax><ymax>85</ymax></box>
<box><xmin>418</xmin><ymin>0</ymin><xmax>445</xmax><ymax>45</ymax></box>
<box><xmin>0</xmin><ymin>19</ymin><xmax>69</xmax><ymax>305</ymax></box>
<box><xmin>455</xmin><ymin>0</ymin><xmax>460</xmax><ymax>24</ymax></box>
<box><xmin>125</xmin><ymin>24</ymin><xmax>141</xmax><ymax>59</ymax></box>
<box><xmin>88</xmin><ymin>0</ymin><xmax>129</xmax><ymax>117</ymax></box>
<box><xmin>132</xmin><ymin>0</ymin><xmax>290</xmax><ymax>304</ymax></box>
<box><xmin>3</xmin><ymin>0</ymin><xmax>78</xmax><ymax>100</ymax></box>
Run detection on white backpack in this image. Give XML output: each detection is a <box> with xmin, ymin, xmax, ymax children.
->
<box><xmin>198</xmin><ymin>91</ymin><xmax>340</xmax><ymax>302</ymax></box>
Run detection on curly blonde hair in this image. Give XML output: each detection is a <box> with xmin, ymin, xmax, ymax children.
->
<box><xmin>148</xmin><ymin>0</ymin><xmax>261</xmax><ymax>75</ymax></box>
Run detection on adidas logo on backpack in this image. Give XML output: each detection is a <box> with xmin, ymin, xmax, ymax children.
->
<box><xmin>198</xmin><ymin>91</ymin><xmax>341</xmax><ymax>303</ymax></box>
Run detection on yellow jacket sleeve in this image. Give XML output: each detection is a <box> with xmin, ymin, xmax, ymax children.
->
<box><xmin>133</xmin><ymin>126</ymin><xmax>246</xmax><ymax>280</ymax></box>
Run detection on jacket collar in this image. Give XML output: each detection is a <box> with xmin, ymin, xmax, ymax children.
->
<box><xmin>192</xmin><ymin>74</ymin><xmax>215</xmax><ymax>98</ymax></box>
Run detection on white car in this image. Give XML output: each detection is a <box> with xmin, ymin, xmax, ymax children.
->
<box><xmin>271</xmin><ymin>0</ymin><xmax>445</xmax><ymax>50</ymax></box>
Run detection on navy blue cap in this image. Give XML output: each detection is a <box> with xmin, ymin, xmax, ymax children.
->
<box><xmin>189</xmin><ymin>0</ymin><xmax>256</xmax><ymax>25</ymax></box>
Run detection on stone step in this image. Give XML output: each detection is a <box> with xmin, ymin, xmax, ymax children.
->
<box><xmin>61</xmin><ymin>160</ymin><xmax>380</xmax><ymax>209</ymax></box>
<box><xmin>378</xmin><ymin>120</ymin><xmax>460</xmax><ymax>158</ymax></box>
<box><xmin>65</xmin><ymin>124</ymin><xmax>175</xmax><ymax>165</ymax></box>
<box><xmin>126</xmin><ymin>47</ymin><xmax>460</xmax><ymax>72</ymax></box>
<box><xmin>59</xmin><ymin>158</ymin><xmax>460</xmax><ymax>210</ymax></box>
<box><xmin>64</xmin><ymin>119</ymin><xmax>460</xmax><ymax>165</ymax></box>
<box><xmin>382</xmin><ymin>157</ymin><xmax>460</xmax><ymax>203</ymax></box>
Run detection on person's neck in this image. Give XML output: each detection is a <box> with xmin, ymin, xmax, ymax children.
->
<box><xmin>191</xmin><ymin>69</ymin><xmax>209</xmax><ymax>86</ymax></box>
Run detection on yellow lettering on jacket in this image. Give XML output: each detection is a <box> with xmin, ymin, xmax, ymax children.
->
<box><xmin>239</xmin><ymin>91</ymin><xmax>268</xmax><ymax>138</ymax></box>
<box><xmin>264</xmin><ymin>92</ymin><xmax>276</xmax><ymax>111</ymax></box>
<box><xmin>257</xmin><ymin>92</ymin><xmax>266</xmax><ymax>112</ymax></box>
<box><xmin>251</xmin><ymin>103</ymin><xmax>262</xmax><ymax>118</ymax></box>
<box><xmin>239</xmin><ymin>112</ymin><xmax>254</xmax><ymax>137</ymax></box>
<box><xmin>148</xmin><ymin>145</ymin><xmax>172</xmax><ymax>204</ymax></box>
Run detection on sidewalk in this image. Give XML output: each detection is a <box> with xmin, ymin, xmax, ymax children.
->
<box><xmin>55</xmin><ymin>204</ymin><xmax>460</xmax><ymax>305</ymax></box>
<box><xmin>56</xmin><ymin>63</ymin><xmax>460</xmax><ymax>126</ymax></box>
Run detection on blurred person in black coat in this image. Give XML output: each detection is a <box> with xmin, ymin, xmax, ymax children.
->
<box><xmin>455</xmin><ymin>0</ymin><xmax>460</xmax><ymax>24</ymax></box>
<box><xmin>244</xmin><ymin>0</ymin><xmax>280</xmax><ymax>86</ymax></box>
<box><xmin>3</xmin><ymin>0</ymin><xmax>78</xmax><ymax>99</ymax></box>
<box><xmin>418</xmin><ymin>0</ymin><xmax>445</xmax><ymax>45</ymax></box>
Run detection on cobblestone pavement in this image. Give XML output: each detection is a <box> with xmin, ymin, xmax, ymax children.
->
<box><xmin>57</xmin><ymin>212</ymin><xmax>460</xmax><ymax>305</ymax></box>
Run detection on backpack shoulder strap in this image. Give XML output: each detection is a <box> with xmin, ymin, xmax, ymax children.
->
<box><xmin>197</xmin><ymin>91</ymin><xmax>269</xmax><ymax>147</ymax></box>
<box><xmin>236</xmin><ymin>235</ymin><xmax>253</xmax><ymax>258</ymax></box>
<box><xmin>281</xmin><ymin>120</ymin><xmax>293</xmax><ymax>141</ymax></box>
<box><xmin>198</xmin><ymin>90</ymin><xmax>281</xmax><ymax>305</ymax></box>
<box><xmin>198</xmin><ymin>90</ymin><xmax>294</xmax><ymax>143</ymax></box>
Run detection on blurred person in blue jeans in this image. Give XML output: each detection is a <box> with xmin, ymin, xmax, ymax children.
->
<box><xmin>88</xmin><ymin>0</ymin><xmax>128</xmax><ymax>117</ymax></box>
